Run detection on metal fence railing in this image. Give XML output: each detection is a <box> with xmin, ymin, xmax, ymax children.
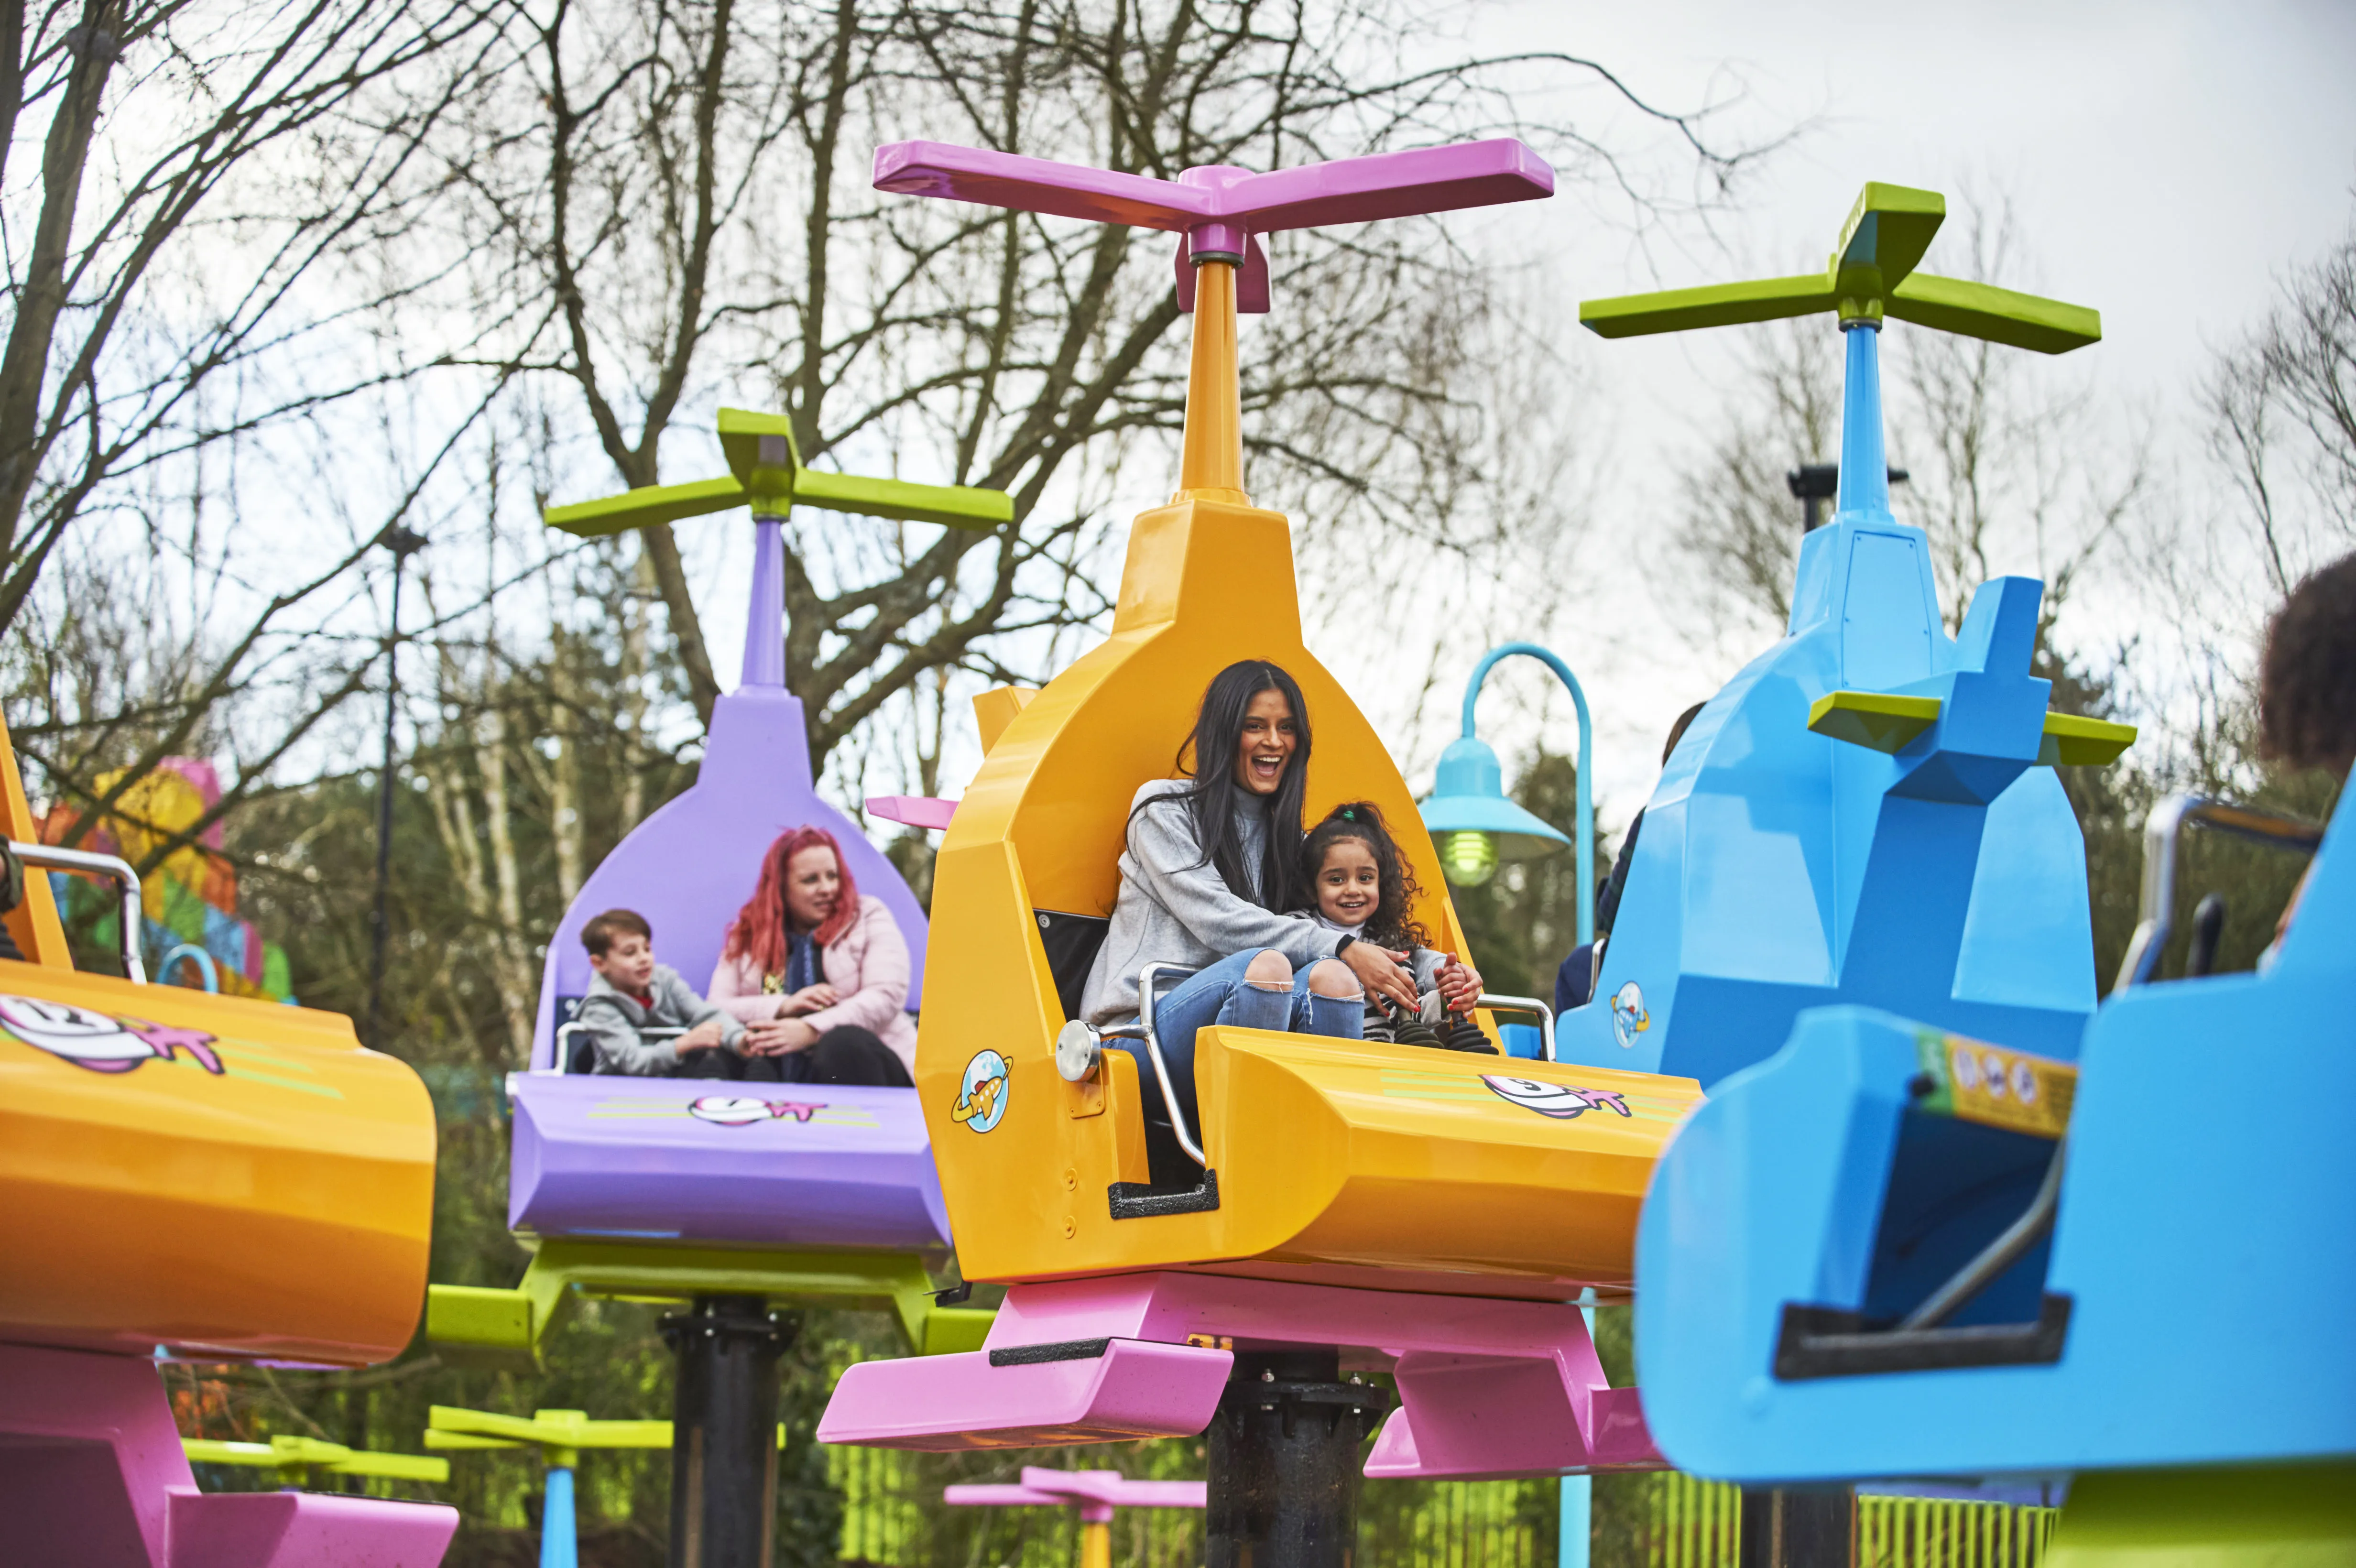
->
<box><xmin>834</xmin><ymin>1445</ymin><xmax>2059</xmax><ymax>1568</ymax></box>
<box><xmin>1856</xmin><ymin>1493</ymin><xmax>2058</xmax><ymax>1568</ymax></box>
<box><xmin>1650</xmin><ymin>1472</ymin><xmax>1744</xmax><ymax>1568</ymax></box>
<box><xmin>1652</xmin><ymin>1474</ymin><xmax>2058</xmax><ymax>1568</ymax></box>
<box><xmin>1358</xmin><ymin>1475</ymin><xmax>1550</xmax><ymax>1567</ymax></box>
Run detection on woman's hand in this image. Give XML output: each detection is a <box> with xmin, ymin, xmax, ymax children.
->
<box><xmin>775</xmin><ymin>983</ymin><xmax>839</xmax><ymax>1017</ymax></box>
<box><xmin>1435</xmin><ymin>956</ymin><xmax>1483</xmax><ymax>1010</ymax></box>
<box><xmin>1341</xmin><ymin>941</ymin><xmax>1419</xmax><ymax>1014</ymax></box>
<box><xmin>743</xmin><ymin>1018</ymin><xmax>820</xmax><ymax>1056</ymax></box>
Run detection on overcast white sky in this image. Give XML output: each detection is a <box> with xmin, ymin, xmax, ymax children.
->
<box><xmin>1446</xmin><ymin>0</ymin><xmax>2356</xmax><ymax>816</ymax></box>
<box><xmin>676</xmin><ymin>2</ymin><xmax>2356</xmax><ymax>829</ymax></box>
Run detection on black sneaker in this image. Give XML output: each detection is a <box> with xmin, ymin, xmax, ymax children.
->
<box><xmin>1392</xmin><ymin>1016</ymin><xmax>1444</xmax><ymax>1049</ymax></box>
<box><xmin>1442</xmin><ymin>1017</ymin><xmax>1499</xmax><ymax>1054</ymax></box>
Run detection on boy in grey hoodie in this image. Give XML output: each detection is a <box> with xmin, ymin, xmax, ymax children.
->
<box><xmin>576</xmin><ymin>908</ymin><xmax>750</xmax><ymax>1076</ymax></box>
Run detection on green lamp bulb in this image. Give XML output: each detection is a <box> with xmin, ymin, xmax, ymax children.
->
<box><xmin>1439</xmin><ymin>830</ymin><xmax>1497</xmax><ymax>889</ymax></box>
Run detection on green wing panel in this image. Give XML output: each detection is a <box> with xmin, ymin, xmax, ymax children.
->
<box><xmin>545</xmin><ymin>476</ymin><xmax>748</xmax><ymax>536</ymax></box>
<box><xmin>1887</xmin><ymin>274</ymin><xmax>2102</xmax><ymax>355</ymax></box>
<box><xmin>2038</xmin><ymin>711</ymin><xmax>2137</xmax><ymax>767</ymax></box>
<box><xmin>1808</xmin><ymin>691</ymin><xmax>1943</xmax><ymax>753</ymax></box>
<box><xmin>792</xmin><ymin>469</ymin><xmax>1013</xmax><ymax>530</ymax></box>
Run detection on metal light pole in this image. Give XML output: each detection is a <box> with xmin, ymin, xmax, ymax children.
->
<box><xmin>1787</xmin><ymin>463</ymin><xmax>1908</xmax><ymax>534</ymax></box>
<box><xmin>366</xmin><ymin>526</ymin><xmax>427</xmax><ymax>1050</ymax></box>
<box><xmin>1420</xmin><ymin>643</ymin><xmax>1593</xmax><ymax>942</ymax></box>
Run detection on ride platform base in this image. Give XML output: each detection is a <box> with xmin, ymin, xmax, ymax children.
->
<box><xmin>427</xmin><ymin>1237</ymin><xmax>993</xmax><ymax>1372</ymax></box>
<box><xmin>818</xmin><ymin>1270</ymin><xmax>1660</xmax><ymax>1479</ymax></box>
<box><xmin>0</xmin><ymin>1341</ymin><xmax>457</xmax><ymax>1567</ymax></box>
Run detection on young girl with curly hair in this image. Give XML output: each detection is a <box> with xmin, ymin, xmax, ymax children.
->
<box><xmin>1296</xmin><ymin>802</ymin><xmax>1494</xmax><ymax>1052</ymax></box>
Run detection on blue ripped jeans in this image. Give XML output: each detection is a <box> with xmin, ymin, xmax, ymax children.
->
<box><xmin>1113</xmin><ymin>946</ymin><xmax>1363</xmax><ymax>1137</ymax></box>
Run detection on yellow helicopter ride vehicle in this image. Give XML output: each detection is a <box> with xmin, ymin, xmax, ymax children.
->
<box><xmin>0</xmin><ymin>717</ymin><xmax>449</xmax><ymax>1563</ymax></box>
<box><xmin>817</xmin><ymin>135</ymin><xmax>1702</xmax><ymax>1558</ymax></box>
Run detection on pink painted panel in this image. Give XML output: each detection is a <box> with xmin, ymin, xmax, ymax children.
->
<box><xmin>0</xmin><ymin>1342</ymin><xmax>456</xmax><ymax>1567</ymax></box>
<box><xmin>828</xmin><ymin>1272</ymin><xmax>1664</xmax><ymax>1476</ymax></box>
<box><xmin>818</xmin><ymin>1340</ymin><xmax>1230</xmax><ymax>1451</ymax></box>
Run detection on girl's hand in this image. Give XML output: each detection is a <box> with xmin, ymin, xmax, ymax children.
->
<box><xmin>1436</xmin><ymin>956</ymin><xmax>1483</xmax><ymax>1008</ymax></box>
<box><xmin>776</xmin><ymin>983</ymin><xmax>839</xmax><ymax>1017</ymax></box>
<box><xmin>744</xmin><ymin>1018</ymin><xmax>819</xmax><ymax>1055</ymax></box>
<box><xmin>1342</xmin><ymin>942</ymin><xmax>1419</xmax><ymax>1014</ymax></box>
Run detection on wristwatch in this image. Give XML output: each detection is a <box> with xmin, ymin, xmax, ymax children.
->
<box><xmin>1334</xmin><ymin>934</ymin><xmax>1356</xmax><ymax>957</ymax></box>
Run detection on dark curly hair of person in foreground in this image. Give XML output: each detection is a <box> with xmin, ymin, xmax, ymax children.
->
<box><xmin>2259</xmin><ymin>551</ymin><xmax>2356</xmax><ymax>784</ymax></box>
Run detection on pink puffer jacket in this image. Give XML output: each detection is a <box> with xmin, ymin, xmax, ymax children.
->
<box><xmin>708</xmin><ymin>894</ymin><xmax>917</xmax><ymax>1072</ymax></box>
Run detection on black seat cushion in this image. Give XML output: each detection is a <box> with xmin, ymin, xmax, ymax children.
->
<box><xmin>555</xmin><ymin>995</ymin><xmax>600</xmax><ymax>1075</ymax></box>
<box><xmin>1034</xmin><ymin>910</ymin><xmax>1110</xmax><ymax>1023</ymax></box>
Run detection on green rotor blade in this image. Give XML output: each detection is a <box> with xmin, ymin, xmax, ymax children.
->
<box><xmin>329</xmin><ymin>1450</ymin><xmax>451</xmax><ymax>1483</ymax></box>
<box><xmin>545</xmin><ymin>476</ymin><xmax>749</xmax><ymax>537</ymax></box>
<box><xmin>423</xmin><ymin>1430</ymin><xmax>524</xmax><ymax>1451</ymax></box>
<box><xmin>183</xmin><ymin>1436</ymin><xmax>449</xmax><ymax>1483</ymax></box>
<box><xmin>182</xmin><ymin>1438</ymin><xmax>294</xmax><ymax>1468</ymax></box>
<box><xmin>1833</xmin><ymin>182</ymin><xmax>1945</xmax><ymax>299</ymax></box>
<box><xmin>545</xmin><ymin>401</ymin><xmax>1012</xmax><ymax>537</ymax></box>
<box><xmin>1580</xmin><ymin>273</ymin><xmax>1838</xmax><ymax>339</ymax></box>
<box><xmin>716</xmin><ymin>407</ymin><xmax>801</xmax><ymax>502</ymax></box>
<box><xmin>429</xmin><ymin>1404</ymin><xmax>554</xmax><ymax>1444</ymax></box>
<box><xmin>1887</xmin><ymin>273</ymin><xmax>2102</xmax><ymax>355</ymax></box>
<box><xmin>1581</xmin><ymin>179</ymin><xmax>2098</xmax><ymax>355</ymax></box>
<box><xmin>791</xmin><ymin>468</ymin><xmax>1013</xmax><ymax>530</ymax></box>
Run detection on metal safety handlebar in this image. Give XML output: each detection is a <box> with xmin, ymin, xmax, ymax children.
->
<box><xmin>1473</xmin><ymin>992</ymin><xmax>1555</xmax><ymax>1061</ymax></box>
<box><xmin>1134</xmin><ymin>963</ymin><xmax>1207</xmax><ymax>1168</ymax></box>
<box><xmin>549</xmin><ymin>1020</ymin><xmax>689</xmax><ymax>1075</ymax></box>
<box><xmin>8</xmin><ymin>839</ymin><xmax>147</xmax><ymax>984</ymax></box>
<box><xmin>2114</xmin><ymin>795</ymin><xmax>2323</xmax><ymax>990</ymax></box>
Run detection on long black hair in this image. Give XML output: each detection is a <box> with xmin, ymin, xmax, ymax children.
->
<box><xmin>1131</xmin><ymin>660</ymin><xmax>1314</xmax><ymax>911</ymax></box>
<box><xmin>1301</xmin><ymin>801</ymin><xmax>1434</xmax><ymax>952</ymax></box>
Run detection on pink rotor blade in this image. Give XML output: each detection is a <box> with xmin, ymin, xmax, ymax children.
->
<box><xmin>1217</xmin><ymin>139</ymin><xmax>1554</xmax><ymax>232</ymax></box>
<box><xmin>866</xmin><ymin>795</ymin><xmax>958</xmax><ymax>831</ymax></box>
<box><xmin>1019</xmin><ymin>1467</ymin><xmax>1120</xmax><ymax>1504</ymax></box>
<box><xmin>1103</xmin><ymin>1479</ymin><xmax>1207</xmax><ymax>1508</ymax></box>
<box><xmin>943</xmin><ymin>1484</ymin><xmax>1067</xmax><ymax>1507</ymax></box>
<box><xmin>873</xmin><ymin>142</ymin><xmax>1207</xmax><ymax>232</ymax></box>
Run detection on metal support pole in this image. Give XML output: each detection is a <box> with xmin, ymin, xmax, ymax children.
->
<box><xmin>661</xmin><ymin>1295</ymin><xmax>792</xmax><ymax>1568</ymax></box>
<box><xmin>1739</xmin><ymin>1487</ymin><xmax>1855</xmax><ymax>1568</ymax></box>
<box><xmin>1078</xmin><ymin>1506</ymin><xmax>1113</xmax><ymax>1568</ymax></box>
<box><xmin>1559</xmin><ymin>1287</ymin><xmax>1597</xmax><ymax>1568</ymax></box>
<box><xmin>541</xmin><ymin>1461</ymin><xmax>578</xmax><ymax>1568</ymax></box>
<box><xmin>1205</xmin><ymin>1350</ymin><xmax>1387</xmax><ymax>1568</ymax></box>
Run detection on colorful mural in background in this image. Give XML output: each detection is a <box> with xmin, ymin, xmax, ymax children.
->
<box><xmin>41</xmin><ymin>759</ymin><xmax>297</xmax><ymax>1003</ymax></box>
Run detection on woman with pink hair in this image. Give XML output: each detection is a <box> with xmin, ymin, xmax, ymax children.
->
<box><xmin>709</xmin><ymin>827</ymin><xmax>914</xmax><ymax>1086</ymax></box>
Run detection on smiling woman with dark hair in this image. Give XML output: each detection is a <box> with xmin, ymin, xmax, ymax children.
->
<box><xmin>1079</xmin><ymin>661</ymin><xmax>1420</xmax><ymax>1159</ymax></box>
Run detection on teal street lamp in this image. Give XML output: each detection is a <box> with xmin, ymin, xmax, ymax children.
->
<box><xmin>1421</xmin><ymin>642</ymin><xmax>1595</xmax><ymax>946</ymax></box>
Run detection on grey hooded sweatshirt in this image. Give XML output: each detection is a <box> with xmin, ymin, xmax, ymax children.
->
<box><xmin>1080</xmin><ymin>780</ymin><xmax>1346</xmax><ymax>1026</ymax></box>
<box><xmin>577</xmin><ymin>962</ymin><xmax>743</xmax><ymax>1075</ymax></box>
